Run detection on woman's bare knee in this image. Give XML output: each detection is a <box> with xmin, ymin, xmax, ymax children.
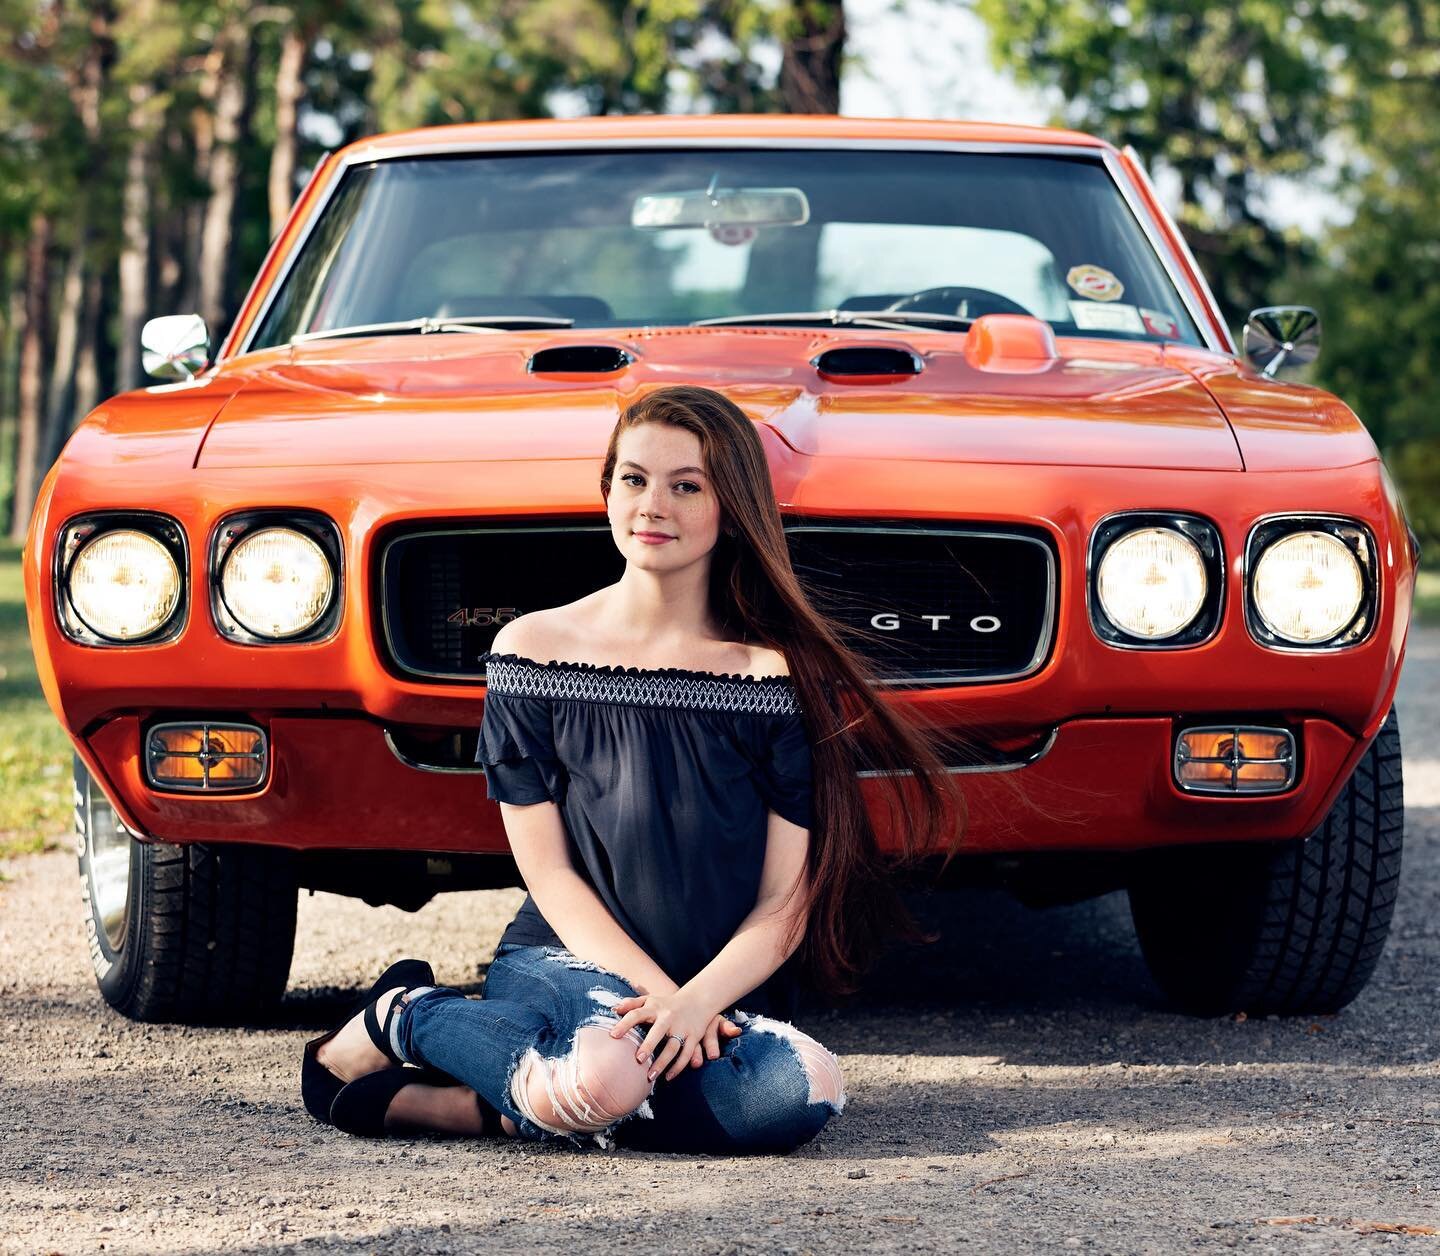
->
<box><xmin>792</xmin><ymin>1035</ymin><xmax>846</xmax><ymax>1107</ymax></box>
<box><xmin>513</xmin><ymin>1024</ymin><xmax>652</xmax><ymax>1134</ymax></box>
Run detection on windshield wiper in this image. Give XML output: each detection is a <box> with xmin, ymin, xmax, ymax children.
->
<box><xmin>292</xmin><ymin>314</ymin><xmax>575</xmax><ymax>343</ymax></box>
<box><xmin>691</xmin><ymin>309</ymin><xmax>973</xmax><ymax>332</ymax></box>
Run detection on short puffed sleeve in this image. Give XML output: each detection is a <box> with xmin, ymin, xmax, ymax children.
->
<box><xmin>476</xmin><ymin>689</ymin><xmax>567</xmax><ymax>806</ymax></box>
<box><xmin>755</xmin><ymin>711</ymin><xmax>814</xmax><ymax>830</ymax></box>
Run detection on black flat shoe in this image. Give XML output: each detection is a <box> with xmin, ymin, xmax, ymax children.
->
<box><xmin>300</xmin><ymin>958</ymin><xmax>439</xmax><ymax>1126</ymax></box>
<box><xmin>331</xmin><ymin>1067</ymin><xmax>505</xmax><ymax>1139</ymax></box>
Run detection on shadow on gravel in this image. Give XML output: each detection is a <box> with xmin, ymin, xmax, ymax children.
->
<box><xmin>850</xmin><ymin>887</ymin><xmax>1154</xmax><ymax>1015</ymax></box>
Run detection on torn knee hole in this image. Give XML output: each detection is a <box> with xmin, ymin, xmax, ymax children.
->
<box><xmin>510</xmin><ymin>1026</ymin><xmax>652</xmax><ymax>1135</ymax></box>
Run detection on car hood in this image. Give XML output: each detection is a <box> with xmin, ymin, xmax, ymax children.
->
<box><xmin>195</xmin><ymin>331</ymin><xmax>1244</xmax><ymax>472</ymax></box>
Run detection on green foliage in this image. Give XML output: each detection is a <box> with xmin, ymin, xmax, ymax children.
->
<box><xmin>0</xmin><ymin>543</ymin><xmax>71</xmax><ymax>857</ymax></box>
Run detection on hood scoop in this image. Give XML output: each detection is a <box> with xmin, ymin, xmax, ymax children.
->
<box><xmin>811</xmin><ymin>344</ymin><xmax>923</xmax><ymax>381</ymax></box>
<box><xmin>962</xmin><ymin>314</ymin><xmax>1059</xmax><ymax>375</ymax></box>
<box><xmin>527</xmin><ymin>344</ymin><xmax>633</xmax><ymax>374</ymax></box>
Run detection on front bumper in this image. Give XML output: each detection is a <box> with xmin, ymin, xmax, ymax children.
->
<box><xmin>80</xmin><ymin>712</ymin><xmax>1369</xmax><ymax>856</ymax></box>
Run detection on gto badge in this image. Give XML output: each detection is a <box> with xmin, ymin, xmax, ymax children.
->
<box><xmin>871</xmin><ymin>613</ymin><xmax>1001</xmax><ymax>633</ymax></box>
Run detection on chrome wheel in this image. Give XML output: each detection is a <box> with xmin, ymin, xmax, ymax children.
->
<box><xmin>80</xmin><ymin>770</ymin><xmax>132</xmax><ymax>951</ymax></box>
<box><xmin>72</xmin><ymin>753</ymin><xmax>298</xmax><ymax>1022</ymax></box>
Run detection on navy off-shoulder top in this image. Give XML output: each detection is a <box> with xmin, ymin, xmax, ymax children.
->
<box><xmin>475</xmin><ymin>650</ymin><xmax>814</xmax><ymax>1014</ymax></box>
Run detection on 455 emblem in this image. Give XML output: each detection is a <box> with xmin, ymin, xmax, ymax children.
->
<box><xmin>449</xmin><ymin>607</ymin><xmax>520</xmax><ymax>628</ymax></box>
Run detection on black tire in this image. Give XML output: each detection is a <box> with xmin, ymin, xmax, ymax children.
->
<box><xmin>1128</xmin><ymin>709</ymin><xmax>1403</xmax><ymax>1016</ymax></box>
<box><xmin>74</xmin><ymin>754</ymin><xmax>298</xmax><ymax>1023</ymax></box>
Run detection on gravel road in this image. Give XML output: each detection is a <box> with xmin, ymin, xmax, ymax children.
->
<box><xmin>2</xmin><ymin>632</ymin><xmax>1437</xmax><ymax>1255</ymax></box>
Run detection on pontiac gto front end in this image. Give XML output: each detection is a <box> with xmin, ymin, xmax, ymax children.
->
<box><xmin>25</xmin><ymin>116</ymin><xmax>1415</xmax><ymax>1023</ymax></box>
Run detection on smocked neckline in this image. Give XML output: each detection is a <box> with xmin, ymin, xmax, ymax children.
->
<box><xmin>479</xmin><ymin>649</ymin><xmax>795</xmax><ymax>688</ymax></box>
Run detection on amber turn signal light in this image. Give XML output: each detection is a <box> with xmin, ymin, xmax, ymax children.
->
<box><xmin>1174</xmin><ymin>725</ymin><xmax>1296</xmax><ymax>795</ymax></box>
<box><xmin>145</xmin><ymin>722</ymin><xmax>267</xmax><ymax>792</ymax></box>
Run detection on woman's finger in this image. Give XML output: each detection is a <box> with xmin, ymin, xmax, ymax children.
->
<box><xmin>611</xmin><ymin>996</ymin><xmax>641</xmax><ymax>1014</ymax></box>
<box><xmin>703</xmin><ymin>1017</ymin><xmax>721</xmax><ymax>1060</ymax></box>
<box><xmin>690</xmin><ymin>1043</ymin><xmax>703</xmax><ymax>1069</ymax></box>
<box><xmin>661</xmin><ymin>1038</ymin><xmax>689</xmax><ymax>1082</ymax></box>
<box><xmin>637</xmin><ymin>1018</ymin><xmax>671</xmax><ymax>1066</ymax></box>
<box><xmin>650</xmin><ymin>1035</ymin><xmax>682</xmax><ymax>1081</ymax></box>
<box><xmin>608</xmin><ymin>1008</ymin><xmax>652</xmax><ymax>1040</ymax></box>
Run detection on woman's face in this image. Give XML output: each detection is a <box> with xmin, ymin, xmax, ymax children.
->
<box><xmin>607</xmin><ymin>423</ymin><xmax>723</xmax><ymax>573</ymax></box>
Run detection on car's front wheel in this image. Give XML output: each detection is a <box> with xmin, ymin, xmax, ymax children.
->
<box><xmin>75</xmin><ymin>754</ymin><xmax>298</xmax><ymax>1022</ymax></box>
<box><xmin>1128</xmin><ymin>709</ymin><xmax>1403</xmax><ymax>1016</ymax></box>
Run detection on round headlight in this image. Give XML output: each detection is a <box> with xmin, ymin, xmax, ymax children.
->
<box><xmin>220</xmin><ymin>527</ymin><xmax>333</xmax><ymax>638</ymax></box>
<box><xmin>1097</xmin><ymin>527</ymin><xmax>1207</xmax><ymax>640</ymax></box>
<box><xmin>1252</xmin><ymin>531</ymin><xmax>1363</xmax><ymax>644</ymax></box>
<box><xmin>68</xmin><ymin>529</ymin><xmax>181</xmax><ymax>641</ymax></box>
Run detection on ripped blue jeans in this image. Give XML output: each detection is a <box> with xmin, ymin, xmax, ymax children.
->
<box><xmin>390</xmin><ymin>942</ymin><xmax>846</xmax><ymax>1154</ymax></box>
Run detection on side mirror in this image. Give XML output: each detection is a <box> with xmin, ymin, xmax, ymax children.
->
<box><xmin>1243</xmin><ymin>306</ymin><xmax>1320</xmax><ymax>378</ymax></box>
<box><xmin>141</xmin><ymin>314</ymin><xmax>210</xmax><ymax>381</ymax></box>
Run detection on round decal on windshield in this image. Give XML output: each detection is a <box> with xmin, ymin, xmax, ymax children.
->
<box><xmin>1066</xmin><ymin>264</ymin><xmax>1124</xmax><ymax>303</ymax></box>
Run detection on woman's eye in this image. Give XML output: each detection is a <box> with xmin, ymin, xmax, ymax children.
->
<box><xmin>621</xmin><ymin>473</ymin><xmax>644</xmax><ymax>487</ymax></box>
<box><xmin>675</xmin><ymin>481</ymin><xmax>701</xmax><ymax>494</ymax></box>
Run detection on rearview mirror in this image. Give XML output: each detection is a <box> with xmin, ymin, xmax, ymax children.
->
<box><xmin>1243</xmin><ymin>306</ymin><xmax>1320</xmax><ymax>378</ymax></box>
<box><xmin>632</xmin><ymin>177</ymin><xmax>809</xmax><ymax>230</ymax></box>
<box><xmin>141</xmin><ymin>314</ymin><xmax>210</xmax><ymax>381</ymax></box>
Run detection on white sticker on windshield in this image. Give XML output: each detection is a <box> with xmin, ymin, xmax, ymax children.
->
<box><xmin>1069</xmin><ymin>300</ymin><xmax>1144</xmax><ymax>333</ymax></box>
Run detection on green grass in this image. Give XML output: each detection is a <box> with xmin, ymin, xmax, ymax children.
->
<box><xmin>1416</xmin><ymin>569</ymin><xmax>1440</xmax><ymax>625</ymax></box>
<box><xmin>0</xmin><ymin>542</ymin><xmax>73</xmax><ymax>859</ymax></box>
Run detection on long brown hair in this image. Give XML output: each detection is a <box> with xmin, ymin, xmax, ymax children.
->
<box><xmin>600</xmin><ymin>384</ymin><xmax>979</xmax><ymax>998</ymax></box>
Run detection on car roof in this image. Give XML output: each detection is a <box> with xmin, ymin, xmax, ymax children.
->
<box><xmin>333</xmin><ymin>113</ymin><xmax>1112</xmax><ymax>162</ymax></box>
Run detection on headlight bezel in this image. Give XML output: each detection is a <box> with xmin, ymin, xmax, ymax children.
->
<box><xmin>210</xmin><ymin>510</ymin><xmax>343</xmax><ymax>644</ymax></box>
<box><xmin>54</xmin><ymin>511</ymin><xmax>189</xmax><ymax>646</ymax></box>
<box><xmin>1087</xmin><ymin>511</ymin><xmax>1225</xmax><ymax>649</ymax></box>
<box><xmin>1244</xmin><ymin>514</ymin><xmax>1376</xmax><ymax>650</ymax></box>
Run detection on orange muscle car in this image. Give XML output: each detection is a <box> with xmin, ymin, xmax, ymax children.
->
<box><xmin>24</xmin><ymin>116</ymin><xmax>1417</xmax><ymax>1023</ymax></box>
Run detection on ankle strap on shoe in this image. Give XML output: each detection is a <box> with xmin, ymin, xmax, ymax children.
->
<box><xmin>387</xmin><ymin>985</ymin><xmax>436</xmax><ymax>1063</ymax></box>
<box><xmin>363</xmin><ymin>985</ymin><xmax>435</xmax><ymax>1065</ymax></box>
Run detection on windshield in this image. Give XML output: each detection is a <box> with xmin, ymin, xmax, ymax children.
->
<box><xmin>250</xmin><ymin>149</ymin><xmax>1204</xmax><ymax>350</ymax></box>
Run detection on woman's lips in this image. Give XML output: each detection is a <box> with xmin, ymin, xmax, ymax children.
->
<box><xmin>634</xmin><ymin>532</ymin><xmax>676</xmax><ymax>545</ymax></box>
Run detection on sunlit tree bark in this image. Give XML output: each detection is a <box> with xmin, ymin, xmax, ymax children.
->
<box><xmin>11</xmin><ymin>213</ymin><xmax>52</xmax><ymax>545</ymax></box>
<box><xmin>117</xmin><ymin>82</ymin><xmax>156</xmax><ymax>392</ymax></box>
<box><xmin>268</xmin><ymin>20</ymin><xmax>308</xmax><ymax>237</ymax></box>
<box><xmin>196</xmin><ymin>19</ymin><xmax>251</xmax><ymax>333</ymax></box>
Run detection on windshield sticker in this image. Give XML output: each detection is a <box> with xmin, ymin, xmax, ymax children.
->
<box><xmin>1069</xmin><ymin>300</ymin><xmax>1145</xmax><ymax>333</ymax></box>
<box><xmin>1066</xmin><ymin>264</ymin><xmax>1124</xmax><ymax>302</ymax></box>
<box><xmin>1140</xmin><ymin>308</ymin><xmax>1181</xmax><ymax>339</ymax></box>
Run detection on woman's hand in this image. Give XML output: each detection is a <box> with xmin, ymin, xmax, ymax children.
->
<box><xmin>609</xmin><ymin>990</ymin><xmax>735</xmax><ymax>1082</ymax></box>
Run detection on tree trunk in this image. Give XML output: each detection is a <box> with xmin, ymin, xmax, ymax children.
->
<box><xmin>160</xmin><ymin>120</ymin><xmax>190</xmax><ymax>312</ymax></box>
<box><xmin>44</xmin><ymin>234</ymin><xmax>86</xmax><ymax>457</ymax></box>
<box><xmin>183</xmin><ymin>47</ymin><xmax>223</xmax><ymax>315</ymax></box>
<box><xmin>11</xmin><ymin>214</ymin><xmax>52</xmax><ymax>545</ymax></box>
<box><xmin>70</xmin><ymin>267</ymin><xmax>103</xmax><ymax>429</ymax></box>
<box><xmin>118</xmin><ymin>83</ymin><xmax>156</xmax><ymax>392</ymax></box>
<box><xmin>268</xmin><ymin>22</ymin><xmax>307</xmax><ymax>238</ymax></box>
<box><xmin>197</xmin><ymin>22</ymin><xmax>252</xmax><ymax>336</ymax></box>
<box><xmin>779</xmin><ymin>1</ymin><xmax>846</xmax><ymax>114</ymax></box>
